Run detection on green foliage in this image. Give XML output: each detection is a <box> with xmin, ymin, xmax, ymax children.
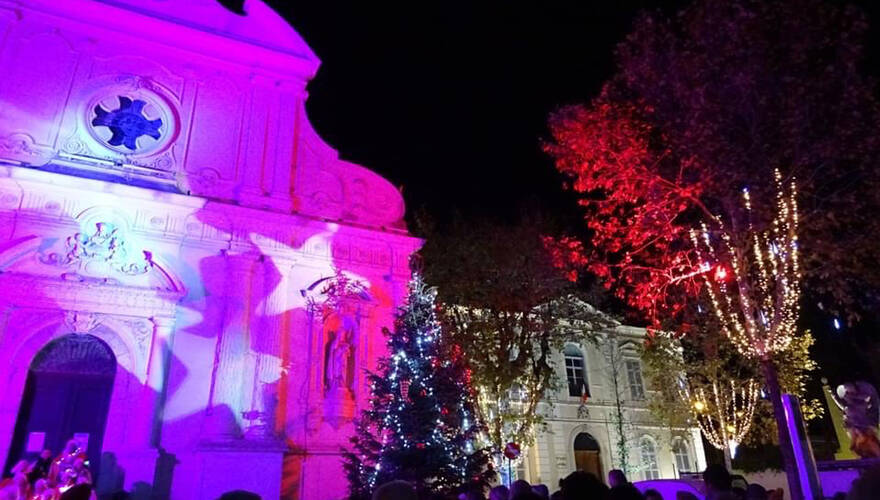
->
<box><xmin>641</xmin><ymin>328</ymin><xmax>822</xmax><ymax>451</ymax></box>
<box><xmin>418</xmin><ymin>214</ymin><xmax>615</xmax><ymax>450</ymax></box>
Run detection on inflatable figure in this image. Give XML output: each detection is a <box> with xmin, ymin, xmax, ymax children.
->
<box><xmin>831</xmin><ymin>381</ymin><xmax>880</xmax><ymax>458</ymax></box>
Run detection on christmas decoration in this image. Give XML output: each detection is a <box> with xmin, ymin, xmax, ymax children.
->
<box><xmin>344</xmin><ymin>273</ymin><xmax>494</xmax><ymax>499</ymax></box>
<box><xmin>502</xmin><ymin>442</ymin><xmax>521</xmax><ymax>460</ymax></box>
<box><xmin>682</xmin><ymin>378</ymin><xmax>759</xmax><ymax>468</ymax></box>
<box><xmin>691</xmin><ymin>171</ymin><xmax>801</xmax><ymax>359</ymax></box>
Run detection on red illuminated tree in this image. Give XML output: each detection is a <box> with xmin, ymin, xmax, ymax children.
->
<box><xmin>545</xmin><ymin>0</ymin><xmax>880</xmax><ymax>324</ymax></box>
<box><xmin>545</xmin><ymin>0</ymin><xmax>880</xmax><ymax>495</ymax></box>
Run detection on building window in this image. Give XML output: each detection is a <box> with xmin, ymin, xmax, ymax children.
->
<box><xmin>564</xmin><ymin>345</ymin><xmax>589</xmax><ymax>397</ymax></box>
<box><xmin>672</xmin><ymin>438</ymin><xmax>692</xmax><ymax>474</ymax></box>
<box><xmin>640</xmin><ymin>437</ymin><xmax>661</xmax><ymax>480</ymax></box>
<box><xmin>626</xmin><ymin>359</ymin><xmax>645</xmax><ymax>400</ymax></box>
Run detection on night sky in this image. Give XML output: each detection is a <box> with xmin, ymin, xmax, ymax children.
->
<box><xmin>273</xmin><ymin>1</ymin><xmax>880</xmax><ymax>226</ymax></box>
<box><xmin>274</xmin><ymin>1</ymin><xmax>689</xmax><ymax>225</ymax></box>
<box><xmin>271</xmin><ymin>1</ymin><xmax>880</xmax><ymax>391</ymax></box>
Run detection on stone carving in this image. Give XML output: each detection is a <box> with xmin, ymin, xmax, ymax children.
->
<box><xmin>831</xmin><ymin>381</ymin><xmax>880</xmax><ymax>458</ymax></box>
<box><xmin>119</xmin><ymin>317</ymin><xmax>154</xmax><ymax>359</ymax></box>
<box><xmin>0</xmin><ymin>133</ymin><xmax>54</xmax><ymax>165</ymax></box>
<box><xmin>41</xmin><ymin>222</ymin><xmax>150</xmax><ymax>276</ymax></box>
<box><xmin>64</xmin><ymin>311</ymin><xmax>101</xmax><ymax>333</ymax></box>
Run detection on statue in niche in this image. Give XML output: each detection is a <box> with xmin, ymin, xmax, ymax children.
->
<box><xmin>324</xmin><ymin>316</ymin><xmax>355</xmax><ymax>393</ymax></box>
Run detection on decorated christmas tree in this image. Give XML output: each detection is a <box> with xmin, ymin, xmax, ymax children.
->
<box><xmin>344</xmin><ymin>272</ymin><xmax>494</xmax><ymax>499</ymax></box>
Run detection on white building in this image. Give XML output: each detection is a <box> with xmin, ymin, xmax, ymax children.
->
<box><xmin>517</xmin><ymin>326</ymin><xmax>707</xmax><ymax>487</ymax></box>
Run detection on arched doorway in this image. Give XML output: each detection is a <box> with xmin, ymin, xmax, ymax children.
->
<box><xmin>573</xmin><ymin>432</ymin><xmax>602</xmax><ymax>480</ymax></box>
<box><xmin>5</xmin><ymin>334</ymin><xmax>116</xmax><ymax>475</ymax></box>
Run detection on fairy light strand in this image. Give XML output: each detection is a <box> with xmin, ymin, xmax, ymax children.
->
<box><xmin>681</xmin><ymin>378</ymin><xmax>759</xmax><ymax>452</ymax></box>
<box><xmin>690</xmin><ymin>170</ymin><xmax>801</xmax><ymax>359</ymax></box>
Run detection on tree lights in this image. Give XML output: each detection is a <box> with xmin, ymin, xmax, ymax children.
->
<box><xmin>691</xmin><ymin>170</ymin><xmax>801</xmax><ymax>359</ymax></box>
<box><xmin>343</xmin><ymin>273</ymin><xmax>493</xmax><ymax>499</ymax></box>
<box><xmin>682</xmin><ymin>378</ymin><xmax>759</xmax><ymax>468</ymax></box>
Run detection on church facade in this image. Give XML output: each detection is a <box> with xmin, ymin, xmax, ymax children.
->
<box><xmin>0</xmin><ymin>1</ymin><xmax>420</xmax><ymax>498</ymax></box>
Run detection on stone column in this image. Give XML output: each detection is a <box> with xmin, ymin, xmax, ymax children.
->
<box><xmin>148</xmin><ymin>315</ymin><xmax>177</xmax><ymax>442</ymax></box>
<box><xmin>241</xmin><ymin>256</ymin><xmax>286</xmax><ymax>441</ymax></box>
<box><xmin>110</xmin><ymin>315</ymin><xmax>176</xmax><ymax>496</ymax></box>
<box><xmin>202</xmin><ymin>252</ymin><xmax>256</xmax><ymax>441</ymax></box>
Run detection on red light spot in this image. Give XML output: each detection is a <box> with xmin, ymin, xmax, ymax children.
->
<box><xmin>714</xmin><ymin>266</ymin><xmax>728</xmax><ymax>281</ymax></box>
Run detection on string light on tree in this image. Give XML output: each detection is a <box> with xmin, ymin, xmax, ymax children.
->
<box><xmin>687</xmin><ymin>170</ymin><xmax>807</xmax><ymax>498</ymax></box>
<box><xmin>690</xmin><ymin>170</ymin><xmax>801</xmax><ymax>359</ymax></box>
<box><xmin>681</xmin><ymin>378</ymin><xmax>759</xmax><ymax>468</ymax></box>
<box><xmin>343</xmin><ymin>272</ymin><xmax>494</xmax><ymax>499</ymax></box>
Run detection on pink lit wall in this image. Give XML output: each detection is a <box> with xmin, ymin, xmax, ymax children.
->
<box><xmin>0</xmin><ymin>1</ymin><xmax>421</xmax><ymax>498</ymax></box>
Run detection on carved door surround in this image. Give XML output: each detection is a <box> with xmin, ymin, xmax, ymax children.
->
<box><xmin>302</xmin><ymin>273</ymin><xmax>376</xmax><ymax>427</ymax></box>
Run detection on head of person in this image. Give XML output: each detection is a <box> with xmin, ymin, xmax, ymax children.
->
<box><xmin>703</xmin><ymin>464</ymin><xmax>732</xmax><ymax>493</ymax></box>
<box><xmin>676</xmin><ymin>493</ymin><xmax>699</xmax><ymax>500</ymax></box>
<box><xmin>10</xmin><ymin>460</ymin><xmax>27</xmax><ymax>475</ymax></box>
<box><xmin>608</xmin><ymin>469</ymin><xmax>628</xmax><ymax>488</ymax></box>
<box><xmin>560</xmin><ymin>471</ymin><xmax>608</xmax><ymax>500</ymax></box>
<box><xmin>64</xmin><ymin>439</ymin><xmax>81</xmax><ymax>455</ymax></box>
<box><xmin>33</xmin><ymin>479</ymin><xmax>48</xmax><ymax>493</ymax></box>
<box><xmin>372</xmin><ymin>480</ymin><xmax>418</xmax><ymax>500</ymax></box>
<box><xmin>39</xmin><ymin>449</ymin><xmax>52</xmax><ymax>461</ymax></box>
<box><xmin>60</xmin><ymin>468</ymin><xmax>76</xmax><ymax>485</ymax></box>
<box><xmin>608</xmin><ymin>484</ymin><xmax>645</xmax><ymax>500</ymax></box>
<box><xmin>509</xmin><ymin>479</ymin><xmax>532</xmax><ymax>498</ymax></box>
<box><xmin>846</xmin><ymin>465</ymin><xmax>880</xmax><ymax>500</ymax></box>
<box><xmin>531</xmin><ymin>484</ymin><xmax>549</xmax><ymax>499</ymax></box>
<box><xmin>489</xmin><ymin>485</ymin><xmax>509</xmax><ymax>500</ymax></box>
<box><xmin>645</xmin><ymin>489</ymin><xmax>664</xmax><ymax>500</ymax></box>
<box><xmin>458</xmin><ymin>489</ymin><xmax>484</xmax><ymax>500</ymax></box>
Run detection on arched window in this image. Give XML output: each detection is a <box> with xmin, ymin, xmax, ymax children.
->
<box><xmin>563</xmin><ymin>344</ymin><xmax>588</xmax><ymax>397</ymax></box>
<box><xmin>672</xmin><ymin>438</ymin><xmax>693</xmax><ymax>474</ymax></box>
<box><xmin>639</xmin><ymin>436</ymin><xmax>660</xmax><ymax>480</ymax></box>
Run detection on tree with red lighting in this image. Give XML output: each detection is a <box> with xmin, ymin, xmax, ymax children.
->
<box><xmin>545</xmin><ymin>0</ymin><xmax>880</xmax><ymax>495</ymax></box>
<box><xmin>546</xmin><ymin>0</ymin><xmax>880</xmax><ymax>323</ymax></box>
<box><xmin>343</xmin><ymin>273</ymin><xmax>494</xmax><ymax>499</ymax></box>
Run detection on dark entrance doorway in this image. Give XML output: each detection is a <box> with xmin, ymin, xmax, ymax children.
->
<box><xmin>574</xmin><ymin>432</ymin><xmax>602</xmax><ymax>480</ymax></box>
<box><xmin>5</xmin><ymin>334</ymin><xmax>116</xmax><ymax>476</ymax></box>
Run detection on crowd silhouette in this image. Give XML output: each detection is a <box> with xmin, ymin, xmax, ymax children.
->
<box><xmin>1</xmin><ymin>439</ymin><xmax>94</xmax><ymax>500</ymax></box>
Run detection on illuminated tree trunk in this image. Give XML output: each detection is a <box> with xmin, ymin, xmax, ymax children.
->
<box><xmin>761</xmin><ymin>359</ymin><xmax>802</xmax><ymax>500</ymax></box>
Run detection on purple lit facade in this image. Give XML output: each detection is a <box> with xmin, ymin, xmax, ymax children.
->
<box><xmin>0</xmin><ymin>1</ymin><xmax>420</xmax><ymax>498</ymax></box>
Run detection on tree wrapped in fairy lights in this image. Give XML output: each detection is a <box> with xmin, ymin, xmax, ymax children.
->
<box><xmin>343</xmin><ymin>273</ymin><xmax>494</xmax><ymax>499</ymax></box>
<box><xmin>685</xmin><ymin>171</ymin><xmax>804</xmax><ymax>492</ymax></box>
<box><xmin>691</xmin><ymin>170</ymin><xmax>801</xmax><ymax>361</ymax></box>
<box><xmin>681</xmin><ymin>374</ymin><xmax>759</xmax><ymax>469</ymax></box>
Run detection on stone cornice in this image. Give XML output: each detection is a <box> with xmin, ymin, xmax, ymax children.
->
<box><xmin>7</xmin><ymin>0</ymin><xmax>320</xmax><ymax>80</ymax></box>
<box><xmin>0</xmin><ymin>273</ymin><xmax>182</xmax><ymax>318</ymax></box>
<box><xmin>0</xmin><ymin>166</ymin><xmax>422</xmax><ymax>276</ymax></box>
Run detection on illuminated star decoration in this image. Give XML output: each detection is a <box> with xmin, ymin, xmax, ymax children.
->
<box><xmin>92</xmin><ymin>96</ymin><xmax>163</xmax><ymax>150</ymax></box>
